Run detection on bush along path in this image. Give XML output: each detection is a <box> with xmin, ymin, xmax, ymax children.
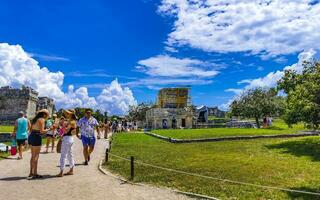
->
<box><xmin>0</xmin><ymin>132</ymin><xmax>191</xmax><ymax>200</ymax></box>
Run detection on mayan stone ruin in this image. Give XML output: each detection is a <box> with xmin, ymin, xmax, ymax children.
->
<box><xmin>146</xmin><ymin>88</ymin><xmax>193</xmax><ymax>129</ymax></box>
<box><xmin>0</xmin><ymin>86</ymin><xmax>55</xmax><ymax>124</ymax></box>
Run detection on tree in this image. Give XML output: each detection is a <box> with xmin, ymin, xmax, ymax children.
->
<box><xmin>229</xmin><ymin>88</ymin><xmax>285</xmax><ymax>128</ymax></box>
<box><xmin>278</xmin><ymin>61</ymin><xmax>320</xmax><ymax>128</ymax></box>
<box><xmin>93</xmin><ymin>109</ymin><xmax>105</xmax><ymax>122</ymax></box>
<box><xmin>127</xmin><ymin>103</ymin><xmax>154</xmax><ymax>121</ymax></box>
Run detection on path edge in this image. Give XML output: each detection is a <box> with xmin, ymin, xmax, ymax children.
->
<box><xmin>98</xmin><ymin>158</ymin><xmax>219</xmax><ymax>200</ymax></box>
<box><xmin>98</xmin><ymin>135</ymin><xmax>219</xmax><ymax>200</ymax></box>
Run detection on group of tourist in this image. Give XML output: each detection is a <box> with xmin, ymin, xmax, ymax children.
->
<box><xmin>103</xmin><ymin>119</ymin><xmax>138</xmax><ymax>133</ymax></box>
<box><xmin>263</xmin><ymin>116</ymin><xmax>273</xmax><ymax>128</ymax></box>
<box><xmin>11</xmin><ymin>108</ymin><xmax>101</xmax><ymax>179</ymax></box>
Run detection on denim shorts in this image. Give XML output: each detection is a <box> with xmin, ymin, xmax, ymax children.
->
<box><xmin>81</xmin><ymin>135</ymin><xmax>96</xmax><ymax>146</ymax></box>
<box><xmin>28</xmin><ymin>131</ymin><xmax>42</xmax><ymax>146</ymax></box>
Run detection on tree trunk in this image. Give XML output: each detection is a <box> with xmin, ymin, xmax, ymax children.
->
<box><xmin>255</xmin><ymin>117</ymin><xmax>260</xmax><ymax>128</ymax></box>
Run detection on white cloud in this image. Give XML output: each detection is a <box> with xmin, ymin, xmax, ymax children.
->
<box><xmin>225</xmin><ymin>88</ymin><xmax>243</xmax><ymax>95</ymax></box>
<box><xmin>0</xmin><ymin>43</ymin><xmax>136</xmax><ymax>115</ymax></box>
<box><xmin>159</xmin><ymin>0</ymin><xmax>320</xmax><ymax>56</ymax></box>
<box><xmin>97</xmin><ymin>79</ymin><xmax>137</xmax><ymax>115</ymax></box>
<box><xmin>0</xmin><ymin>43</ymin><xmax>65</xmax><ymax>99</ymax></box>
<box><xmin>257</xmin><ymin>66</ymin><xmax>264</xmax><ymax>71</ymax></box>
<box><xmin>60</xmin><ymin>85</ymin><xmax>98</xmax><ymax>109</ymax></box>
<box><xmin>124</xmin><ymin>77</ymin><xmax>213</xmax><ymax>87</ymax></box>
<box><xmin>222</xmin><ymin>49</ymin><xmax>317</xmax><ymax>109</ymax></box>
<box><xmin>137</xmin><ymin>55</ymin><xmax>219</xmax><ymax>77</ymax></box>
<box><xmin>29</xmin><ymin>53</ymin><xmax>70</xmax><ymax>61</ymax></box>
<box><xmin>242</xmin><ymin>49</ymin><xmax>317</xmax><ymax>90</ymax></box>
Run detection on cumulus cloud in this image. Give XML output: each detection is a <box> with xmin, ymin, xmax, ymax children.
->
<box><xmin>97</xmin><ymin>79</ymin><xmax>137</xmax><ymax>115</ymax></box>
<box><xmin>0</xmin><ymin>43</ymin><xmax>65</xmax><ymax>99</ymax></box>
<box><xmin>136</xmin><ymin>55</ymin><xmax>219</xmax><ymax>77</ymax></box>
<box><xmin>134</xmin><ymin>54</ymin><xmax>219</xmax><ymax>88</ymax></box>
<box><xmin>159</xmin><ymin>0</ymin><xmax>320</xmax><ymax>57</ymax></box>
<box><xmin>0</xmin><ymin>43</ymin><xmax>136</xmax><ymax>115</ymax></box>
<box><xmin>239</xmin><ymin>49</ymin><xmax>317</xmax><ymax>90</ymax></box>
<box><xmin>223</xmin><ymin>49</ymin><xmax>317</xmax><ymax>110</ymax></box>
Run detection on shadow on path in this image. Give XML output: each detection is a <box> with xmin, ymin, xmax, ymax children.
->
<box><xmin>56</xmin><ymin>163</ymin><xmax>86</xmax><ymax>168</ymax></box>
<box><xmin>287</xmin><ymin>186</ymin><xmax>320</xmax><ymax>200</ymax></box>
<box><xmin>0</xmin><ymin>176</ymin><xmax>26</xmax><ymax>181</ymax></box>
<box><xmin>0</xmin><ymin>174</ymin><xmax>58</xmax><ymax>181</ymax></box>
<box><xmin>265</xmin><ymin>137</ymin><xmax>320</xmax><ymax>161</ymax></box>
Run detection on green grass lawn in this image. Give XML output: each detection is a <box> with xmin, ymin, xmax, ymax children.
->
<box><xmin>0</xmin><ymin>125</ymin><xmax>14</xmax><ymax>133</ymax></box>
<box><xmin>105</xmin><ymin>133</ymin><xmax>320</xmax><ymax>199</ymax></box>
<box><xmin>153</xmin><ymin>120</ymin><xmax>306</xmax><ymax>139</ymax></box>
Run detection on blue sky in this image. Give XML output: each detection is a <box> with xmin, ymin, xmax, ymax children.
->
<box><xmin>0</xmin><ymin>0</ymin><xmax>319</xmax><ymax>114</ymax></box>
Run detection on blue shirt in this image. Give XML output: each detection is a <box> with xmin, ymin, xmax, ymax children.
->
<box><xmin>77</xmin><ymin>117</ymin><xmax>98</xmax><ymax>138</ymax></box>
<box><xmin>16</xmin><ymin>117</ymin><xmax>28</xmax><ymax>139</ymax></box>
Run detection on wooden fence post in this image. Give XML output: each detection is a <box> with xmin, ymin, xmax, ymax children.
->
<box><xmin>105</xmin><ymin>148</ymin><xmax>109</xmax><ymax>163</ymax></box>
<box><xmin>130</xmin><ymin>156</ymin><xmax>134</xmax><ymax>180</ymax></box>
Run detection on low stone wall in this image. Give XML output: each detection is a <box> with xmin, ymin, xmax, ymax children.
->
<box><xmin>144</xmin><ymin>131</ymin><xmax>319</xmax><ymax>144</ymax></box>
<box><xmin>226</xmin><ymin>120</ymin><xmax>257</xmax><ymax>128</ymax></box>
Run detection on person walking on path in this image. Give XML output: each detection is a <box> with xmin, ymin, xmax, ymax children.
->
<box><xmin>57</xmin><ymin>109</ymin><xmax>77</xmax><ymax>177</ymax></box>
<box><xmin>12</xmin><ymin>111</ymin><xmax>31</xmax><ymax>160</ymax></box>
<box><xmin>76</xmin><ymin>108</ymin><xmax>101</xmax><ymax>165</ymax></box>
<box><xmin>28</xmin><ymin>109</ymin><xmax>50</xmax><ymax>179</ymax></box>
<box><xmin>45</xmin><ymin>114</ymin><xmax>59</xmax><ymax>153</ymax></box>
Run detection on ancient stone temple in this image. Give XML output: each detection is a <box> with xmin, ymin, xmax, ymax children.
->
<box><xmin>0</xmin><ymin>86</ymin><xmax>55</xmax><ymax>124</ymax></box>
<box><xmin>37</xmin><ymin>97</ymin><xmax>55</xmax><ymax>116</ymax></box>
<box><xmin>146</xmin><ymin>88</ymin><xmax>193</xmax><ymax>129</ymax></box>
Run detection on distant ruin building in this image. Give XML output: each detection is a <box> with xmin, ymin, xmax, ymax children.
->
<box><xmin>208</xmin><ymin>107</ymin><xmax>225</xmax><ymax>118</ymax></box>
<box><xmin>157</xmin><ymin>88</ymin><xmax>190</xmax><ymax>108</ymax></box>
<box><xmin>0</xmin><ymin>86</ymin><xmax>55</xmax><ymax>124</ymax></box>
<box><xmin>37</xmin><ymin>97</ymin><xmax>55</xmax><ymax>116</ymax></box>
<box><xmin>146</xmin><ymin>88</ymin><xmax>193</xmax><ymax>129</ymax></box>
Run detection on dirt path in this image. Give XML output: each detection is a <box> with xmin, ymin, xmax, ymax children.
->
<box><xmin>0</xmin><ymin>134</ymin><xmax>191</xmax><ymax>200</ymax></box>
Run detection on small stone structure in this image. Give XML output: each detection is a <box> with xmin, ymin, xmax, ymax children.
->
<box><xmin>146</xmin><ymin>88</ymin><xmax>193</xmax><ymax>129</ymax></box>
<box><xmin>0</xmin><ymin>86</ymin><xmax>55</xmax><ymax>124</ymax></box>
<box><xmin>146</xmin><ymin>107</ymin><xmax>193</xmax><ymax>129</ymax></box>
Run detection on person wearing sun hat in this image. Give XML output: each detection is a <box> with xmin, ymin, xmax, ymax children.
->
<box><xmin>57</xmin><ymin>109</ymin><xmax>77</xmax><ymax>177</ymax></box>
<box><xmin>28</xmin><ymin>109</ymin><xmax>51</xmax><ymax>179</ymax></box>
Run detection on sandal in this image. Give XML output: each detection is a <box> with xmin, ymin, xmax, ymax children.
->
<box><xmin>32</xmin><ymin>174</ymin><xmax>43</xmax><ymax>179</ymax></box>
<box><xmin>64</xmin><ymin>171</ymin><xmax>74</xmax><ymax>176</ymax></box>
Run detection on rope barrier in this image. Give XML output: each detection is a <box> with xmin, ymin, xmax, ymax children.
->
<box><xmin>107</xmin><ymin>152</ymin><xmax>320</xmax><ymax>196</ymax></box>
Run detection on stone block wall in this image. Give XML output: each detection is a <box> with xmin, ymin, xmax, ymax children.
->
<box><xmin>0</xmin><ymin>86</ymin><xmax>38</xmax><ymax>122</ymax></box>
<box><xmin>0</xmin><ymin>86</ymin><xmax>54</xmax><ymax>124</ymax></box>
<box><xmin>146</xmin><ymin>108</ymin><xmax>193</xmax><ymax>129</ymax></box>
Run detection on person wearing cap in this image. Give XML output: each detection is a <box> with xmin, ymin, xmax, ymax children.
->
<box><xmin>28</xmin><ymin>109</ymin><xmax>51</xmax><ymax>179</ymax></box>
<box><xmin>45</xmin><ymin>114</ymin><xmax>59</xmax><ymax>153</ymax></box>
<box><xmin>76</xmin><ymin>108</ymin><xmax>101</xmax><ymax>165</ymax></box>
<box><xmin>57</xmin><ymin>109</ymin><xmax>77</xmax><ymax>177</ymax></box>
<box><xmin>12</xmin><ymin>111</ymin><xmax>31</xmax><ymax>160</ymax></box>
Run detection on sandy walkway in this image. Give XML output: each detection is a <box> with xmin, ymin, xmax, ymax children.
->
<box><xmin>0</xmin><ymin>134</ymin><xmax>191</xmax><ymax>200</ymax></box>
